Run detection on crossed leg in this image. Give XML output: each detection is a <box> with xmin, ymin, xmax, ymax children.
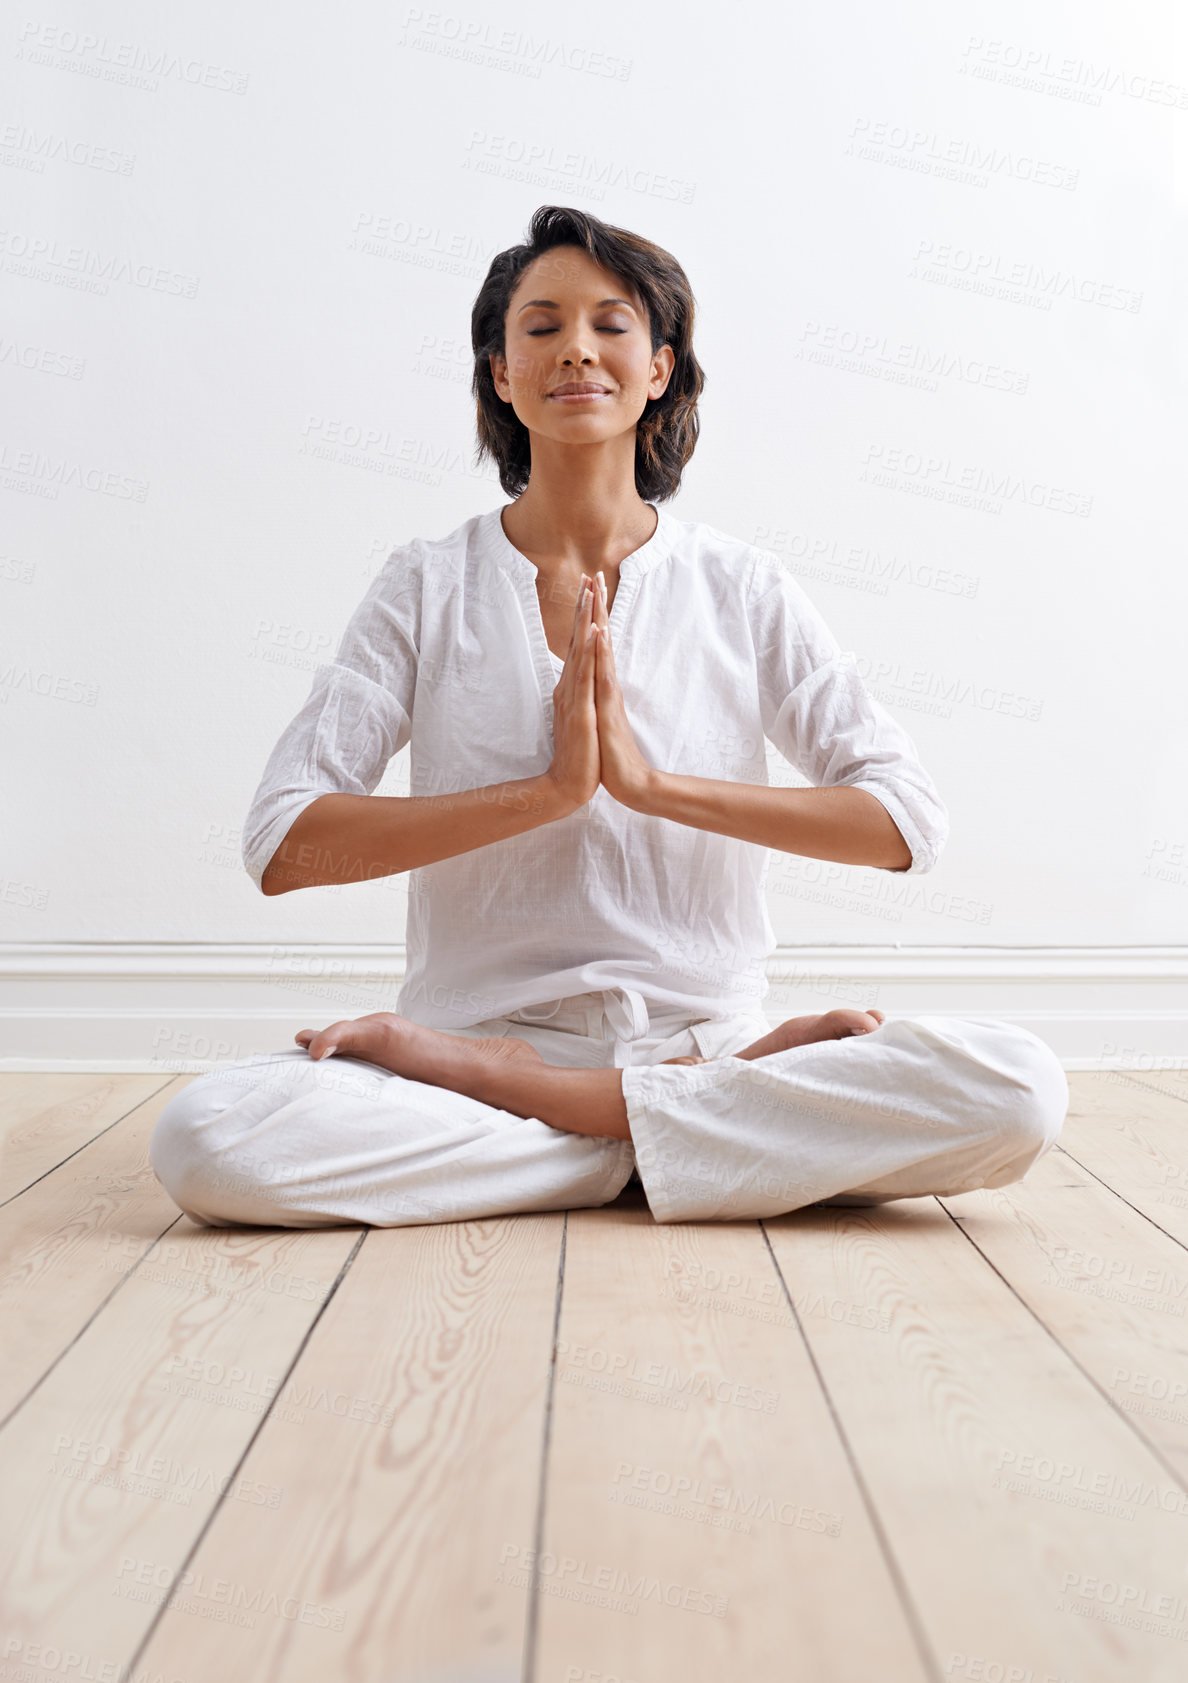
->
<box><xmin>149</xmin><ymin>1006</ymin><xmax>1067</xmax><ymax>1228</ymax></box>
<box><xmin>291</xmin><ymin>1007</ymin><xmax>888</xmax><ymax>1142</ymax></box>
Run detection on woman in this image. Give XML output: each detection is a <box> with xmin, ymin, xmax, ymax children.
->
<box><xmin>150</xmin><ymin>205</ymin><xmax>1068</xmax><ymax>1230</ymax></box>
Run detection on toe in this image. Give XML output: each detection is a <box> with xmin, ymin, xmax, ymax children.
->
<box><xmin>825</xmin><ymin>1009</ymin><xmax>867</xmax><ymax>1037</ymax></box>
<box><xmin>296</xmin><ymin>1020</ymin><xmax>350</xmax><ymax>1060</ymax></box>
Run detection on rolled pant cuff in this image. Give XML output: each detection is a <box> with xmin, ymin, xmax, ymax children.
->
<box><xmin>620</xmin><ymin>1063</ymin><xmax>808</xmax><ymax>1224</ymax></box>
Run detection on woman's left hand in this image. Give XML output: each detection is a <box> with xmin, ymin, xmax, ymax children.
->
<box><xmin>592</xmin><ymin>571</ymin><xmax>657</xmax><ymax>811</ymax></box>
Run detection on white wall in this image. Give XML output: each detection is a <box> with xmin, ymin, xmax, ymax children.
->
<box><xmin>2</xmin><ymin>0</ymin><xmax>1186</xmax><ymax>1067</ymax></box>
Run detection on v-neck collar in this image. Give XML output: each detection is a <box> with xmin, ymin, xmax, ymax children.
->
<box><xmin>480</xmin><ymin>502</ymin><xmax>674</xmax><ymax>701</ymax></box>
<box><xmin>483</xmin><ymin>501</ymin><xmax>673</xmax><ymax>584</ymax></box>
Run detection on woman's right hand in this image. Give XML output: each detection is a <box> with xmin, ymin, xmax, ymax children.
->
<box><xmin>544</xmin><ymin>575</ymin><xmax>601</xmax><ymax>813</ymax></box>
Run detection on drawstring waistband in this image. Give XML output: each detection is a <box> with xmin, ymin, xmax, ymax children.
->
<box><xmin>509</xmin><ymin>987</ymin><xmax>682</xmax><ymax>1067</ymax></box>
<box><xmin>599</xmin><ymin>987</ymin><xmax>651</xmax><ymax>1067</ymax></box>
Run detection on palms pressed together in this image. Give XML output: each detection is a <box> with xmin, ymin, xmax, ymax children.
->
<box><xmin>292</xmin><ymin>568</ymin><xmax>887</xmax><ymax>1118</ymax></box>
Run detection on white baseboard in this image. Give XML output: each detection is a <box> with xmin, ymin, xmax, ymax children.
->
<box><xmin>1</xmin><ymin>943</ymin><xmax>1186</xmax><ymax>1072</ymax></box>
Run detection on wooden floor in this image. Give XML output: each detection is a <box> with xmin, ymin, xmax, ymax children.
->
<box><xmin>3</xmin><ymin>1070</ymin><xmax>1188</xmax><ymax>1681</ymax></box>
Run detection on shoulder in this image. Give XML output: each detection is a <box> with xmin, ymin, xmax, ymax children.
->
<box><xmin>661</xmin><ymin>511</ymin><xmax>813</xmax><ymax>620</ymax></box>
<box><xmin>363</xmin><ymin>509</ymin><xmax>494</xmax><ymax>603</ymax></box>
<box><xmin>661</xmin><ymin>510</ymin><xmax>786</xmax><ymax>593</ymax></box>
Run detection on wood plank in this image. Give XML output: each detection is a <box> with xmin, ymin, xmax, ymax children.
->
<box><xmin>940</xmin><ymin>1149</ymin><xmax>1188</xmax><ymax>1480</ymax></box>
<box><xmin>0</xmin><ymin>1216</ymin><xmax>360</xmax><ymax>1675</ymax></box>
<box><xmin>535</xmin><ymin>1203</ymin><xmax>927</xmax><ymax>1683</ymax></box>
<box><xmin>765</xmin><ymin>1199</ymin><xmax>1188</xmax><ymax>1683</ymax></box>
<box><xmin>0</xmin><ymin>1073</ymin><xmax>175</xmax><ymax>1199</ymax></box>
<box><xmin>132</xmin><ymin>1215</ymin><xmax>564</xmax><ymax>1683</ymax></box>
<box><xmin>1060</xmin><ymin>1072</ymin><xmax>1188</xmax><ymax>1243</ymax></box>
<box><xmin>1092</xmin><ymin>1069</ymin><xmax>1188</xmax><ymax>1109</ymax></box>
<box><xmin>0</xmin><ymin>1081</ymin><xmax>189</xmax><ymax>1422</ymax></box>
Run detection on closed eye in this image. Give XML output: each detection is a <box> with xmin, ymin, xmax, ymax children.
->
<box><xmin>526</xmin><ymin>327</ymin><xmax>627</xmax><ymax>336</ymax></box>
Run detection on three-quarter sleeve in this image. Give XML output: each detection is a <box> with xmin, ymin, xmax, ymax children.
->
<box><xmin>240</xmin><ymin>549</ymin><xmax>421</xmax><ymax>893</ymax></box>
<box><xmin>748</xmin><ymin>556</ymin><xmax>949</xmax><ymax>875</ymax></box>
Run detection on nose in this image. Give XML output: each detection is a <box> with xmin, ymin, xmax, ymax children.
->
<box><xmin>557</xmin><ymin>327</ymin><xmax>598</xmax><ymax>367</ymax></box>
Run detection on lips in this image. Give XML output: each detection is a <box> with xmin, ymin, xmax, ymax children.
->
<box><xmin>548</xmin><ymin>383</ymin><xmax>611</xmax><ymax>398</ymax></box>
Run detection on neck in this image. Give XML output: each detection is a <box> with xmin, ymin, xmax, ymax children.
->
<box><xmin>500</xmin><ymin>438</ymin><xmax>657</xmax><ymax>571</ymax></box>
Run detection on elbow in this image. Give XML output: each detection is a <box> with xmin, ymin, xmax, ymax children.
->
<box><xmin>894</xmin><ymin>835</ymin><xmax>945</xmax><ymax>876</ymax></box>
<box><xmin>851</xmin><ymin>784</ymin><xmax>946</xmax><ymax>876</ymax></box>
<box><xmin>252</xmin><ymin>847</ymin><xmax>287</xmax><ymax>897</ymax></box>
<box><xmin>257</xmin><ymin>856</ymin><xmax>293</xmax><ymax>896</ymax></box>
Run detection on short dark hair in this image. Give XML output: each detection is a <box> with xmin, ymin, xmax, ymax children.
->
<box><xmin>470</xmin><ymin>205</ymin><xmax>706</xmax><ymax>502</ymax></box>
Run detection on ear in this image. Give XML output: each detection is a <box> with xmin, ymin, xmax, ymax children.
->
<box><xmin>648</xmin><ymin>343</ymin><xmax>676</xmax><ymax>401</ymax></box>
<box><xmin>489</xmin><ymin>350</ymin><xmax>511</xmax><ymax>403</ymax></box>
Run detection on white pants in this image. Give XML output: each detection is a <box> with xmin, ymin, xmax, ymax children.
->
<box><xmin>148</xmin><ymin>989</ymin><xmax>1069</xmax><ymax>1229</ymax></box>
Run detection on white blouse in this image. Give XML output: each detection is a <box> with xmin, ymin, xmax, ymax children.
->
<box><xmin>241</xmin><ymin>504</ymin><xmax>949</xmax><ymax>1032</ymax></box>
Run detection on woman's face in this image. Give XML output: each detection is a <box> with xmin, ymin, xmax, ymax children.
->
<box><xmin>490</xmin><ymin>245</ymin><xmax>674</xmax><ymax>447</ymax></box>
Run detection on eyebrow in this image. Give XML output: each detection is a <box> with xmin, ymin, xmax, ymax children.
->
<box><xmin>517</xmin><ymin>296</ymin><xmax>637</xmax><ymax>313</ymax></box>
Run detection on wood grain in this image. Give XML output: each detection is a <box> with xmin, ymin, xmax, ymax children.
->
<box><xmin>0</xmin><ymin>1080</ymin><xmax>189</xmax><ymax>1423</ymax></box>
<box><xmin>941</xmin><ymin>1148</ymin><xmax>1188</xmax><ymax>1480</ymax></box>
<box><xmin>0</xmin><ymin>1073</ymin><xmax>175</xmax><ymax>1200</ymax></box>
<box><xmin>0</xmin><ymin>1215</ymin><xmax>360</xmax><ymax>1670</ymax></box>
<box><xmin>1060</xmin><ymin>1072</ymin><xmax>1188</xmax><ymax>1245</ymax></box>
<box><xmin>534</xmin><ymin>1203</ymin><xmax>927</xmax><ymax>1683</ymax></box>
<box><xmin>133</xmin><ymin>1214</ymin><xmax>564</xmax><ymax>1683</ymax></box>
<box><xmin>8</xmin><ymin>1067</ymin><xmax>1188</xmax><ymax>1679</ymax></box>
<box><xmin>766</xmin><ymin>1198</ymin><xmax>1188</xmax><ymax>1683</ymax></box>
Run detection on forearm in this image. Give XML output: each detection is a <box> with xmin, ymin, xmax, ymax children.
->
<box><xmin>453</xmin><ymin>1059</ymin><xmax>631</xmax><ymax>1139</ymax></box>
<box><xmin>259</xmin><ymin>776</ymin><xmax>572</xmax><ymax>895</ymax></box>
<box><xmin>635</xmin><ymin>775</ymin><xmax>913</xmax><ymax>871</ymax></box>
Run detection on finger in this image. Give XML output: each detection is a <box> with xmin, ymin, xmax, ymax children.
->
<box><xmin>558</xmin><ymin>580</ymin><xmax>593</xmax><ymax>690</ymax></box>
<box><xmin>579</xmin><ymin>580</ymin><xmax>595</xmax><ymax>651</ymax></box>
<box><xmin>295</xmin><ymin>1022</ymin><xmax>344</xmax><ymax>1059</ymax></box>
<box><xmin>565</xmin><ymin>575</ymin><xmax>589</xmax><ymax>660</ymax></box>
<box><xmin>595</xmin><ymin>625</ymin><xmax>615</xmax><ymax>685</ymax></box>
<box><xmin>579</xmin><ymin>620</ymin><xmax>598</xmax><ymax>682</ymax></box>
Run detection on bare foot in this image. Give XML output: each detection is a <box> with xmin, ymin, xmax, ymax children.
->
<box><xmin>661</xmin><ymin>1008</ymin><xmax>887</xmax><ymax>1066</ymax></box>
<box><xmin>293</xmin><ymin>1013</ymin><xmax>545</xmax><ymax>1089</ymax></box>
<box><xmin>735</xmin><ymin>1008</ymin><xmax>886</xmax><ymax>1059</ymax></box>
